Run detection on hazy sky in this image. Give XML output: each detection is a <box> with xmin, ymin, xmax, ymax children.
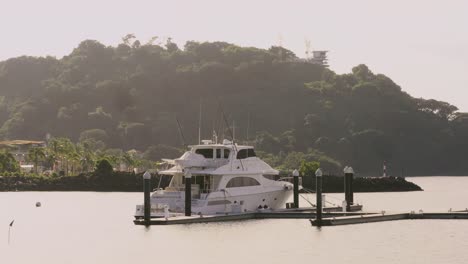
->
<box><xmin>1</xmin><ymin>0</ymin><xmax>467</xmax><ymax>110</ymax></box>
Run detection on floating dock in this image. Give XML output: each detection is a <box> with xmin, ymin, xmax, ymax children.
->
<box><xmin>134</xmin><ymin>206</ymin><xmax>468</xmax><ymax>226</ymax></box>
<box><xmin>133</xmin><ymin>204</ymin><xmax>363</xmax><ymax>225</ymax></box>
<box><xmin>310</xmin><ymin>211</ymin><xmax>468</xmax><ymax>226</ymax></box>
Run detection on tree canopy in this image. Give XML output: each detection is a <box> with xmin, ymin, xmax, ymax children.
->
<box><xmin>0</xmin><ymin>36</ymin><xmax>465</xmax><ymax>176</ymax></box>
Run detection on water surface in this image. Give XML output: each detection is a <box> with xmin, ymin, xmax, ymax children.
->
<box><xmin>1</xmin><ymin>177</ymin><xmax>468</xmax><ymax>264</ymax></box>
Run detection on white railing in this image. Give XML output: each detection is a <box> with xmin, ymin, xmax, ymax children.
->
<box><xmin>163</xmin><ymin>185</ymin><xmax>216</xmax><ymax>200</ymax></box>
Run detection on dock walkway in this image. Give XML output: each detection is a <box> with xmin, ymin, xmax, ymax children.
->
<box><xmin>134</xmin><ymin>204</ymin><xmax>363</xmax><ymax>225</ymax></box>
<box><xmin>134</xmin><ymin>206</ymin><xmax>468</xmax><ymax>226</ymax></box>
<box><xmin>310</xmin><ymin>211</ymin><xmax>468</xmax><ymax>226</ymax></box>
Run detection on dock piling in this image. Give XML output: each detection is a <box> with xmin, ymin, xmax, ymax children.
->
<box><xmin>344</xmin><ymin>166</ymin><xmax>354</xmax><ymax>211</ymax></box>
<box><xmin>349</xmin><ymin>167</ymin><xmax>354</xmax><ymax>206</ymax></box>
<box><xmin>315</xmin><ymin>168</ymin><xmax>323</xmax><ymax>226</ymax></box>
<box><xmin>292</xmin><ymin>169</ymin><xmax>299</xmax><ymax>208</ymax></box>
<box><xmin>185</xmin><ymin>170</ymin><xmax>192</xmax><ymax>216</ymax></box>
<box><xmin>143</xmin><ymin>171</ymin><xmax>151</xmax><ymax>225</ymax></box>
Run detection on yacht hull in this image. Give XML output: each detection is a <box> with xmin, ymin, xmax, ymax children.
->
<box><xmin>135</xmin><ymin>188</ymin><xmax>292</xmax><ymax>218</ymax></box>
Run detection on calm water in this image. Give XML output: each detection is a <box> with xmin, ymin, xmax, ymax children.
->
<box><xmin>2</xmin><ymin>177</ymin><xmax>468</xmax><ymax>264</ymax></box>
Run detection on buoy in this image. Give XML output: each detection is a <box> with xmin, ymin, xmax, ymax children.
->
<box><xmin>36</xmin><ymin>202</ymin><xmax>41</xmax><ymax>207</ymax></box>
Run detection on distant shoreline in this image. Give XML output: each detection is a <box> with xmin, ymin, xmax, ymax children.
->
<box><xmin>404</xmin><ymin>175</ymin><xmax>468</xmax><ymax>177</ymax></box>
<box><xmin>0</xmin><ymin>174</ymin><xmax>423</xmax><ymax>193</ymax></box>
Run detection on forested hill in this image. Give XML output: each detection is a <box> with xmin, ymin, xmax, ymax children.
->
<box><xmin>0</xmin><ymin>37</ymin><xmax>467</xmax><ymax>176</ymax></box>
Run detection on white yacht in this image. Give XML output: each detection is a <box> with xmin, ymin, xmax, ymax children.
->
<box><xmin>135</xmin><ymin>139</ymin><xmax>293</xmax><ymax>218</ymax></box>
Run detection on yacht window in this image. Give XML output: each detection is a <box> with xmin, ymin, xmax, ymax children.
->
<box><xmin>263</xmin><ymin>175</ymin><xmax>278</xmax><ymax>180</ymax></box>
<box><xmin>226</xmin><ymin>177</ymin><xmax>260</xmax><ymax>188</ymax></box>
<box><xmin>248</xmin><ymin>149</ymin><xmax>256</xmax><ymax>157</ymax></box>
<box><xmin>236</xmin><ymin>149</ymin><xmax>256</xmax><ymax>159</ymax></box>
<box><xmin>223</xmin><ymin>149</ymin><xmax>230</xmax><ymax>159</ymax></box>
<box><xmin>216</xmin><ymin>149</ymin><xmax>221</xmax><ymax>158</ymax></box>
<box><xmin>195</xmin><ymin>148</ymin><xmax>213</xmax><ymax>158</ymax></box>
<box><xmin>236</xmin><ymin>149</ymin><xmax>248</xmax><ymax>159</ymax></box>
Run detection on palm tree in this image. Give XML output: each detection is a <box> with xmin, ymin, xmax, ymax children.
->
<box><xmin>47</xmin><ymin>138</ymin><xmax>60</xmax><ymax>172</ymax></box>
<box><xmin>77</xmin><ymin>141</ymin><xmax>96</xmax><ymax>173</ymax></box>
<box><xmin>47</xmin><ymin>137</ymin><xmax>76</xmax><ymax>175</ymax></box>
<box><xmin>123</xmin><ymin>152</ymin><xmax>136</xmax><ymax>172</ymax></box>
<box><xmin>68</xmin><ymin>150</ymin><xmax>81</xmax><ymax>176</ymax></box>
<box><xmin>27</xmin><ymin>147</ymin><xmax>46</xmax><ymax>174</ymax></box>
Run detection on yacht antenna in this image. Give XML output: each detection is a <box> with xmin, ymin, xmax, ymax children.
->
<box><xmin>220</xmin><ymin>117</ymin><xmax>225</xmax><ymax>142</ymax></box>
<box><xmin>175</xmin><ymin>116</ymin><xmax>186</xmax><ymax>147</ymax></box>
<box><xmin>246</xmin><ymin>112</ymin><xmax>250</xmax><ymax>142</ymax></box>
<box><xmin>198</xmin><ymin>98</ymin><xmax>202</xmax><ymax>144</ymax></box>
<box><xmin>220</xmin><ymin>107</ymin><xmax>244</xmax><ymax>171</ymax></box>
<box><xmin>232</xmin><ymin>120</ymin><xmax>235</xmax><ymax>142</ymax></box>
<box><xmin>212</xmin><ymin>129</ymin><xmax>218</xmax><ymax>144</ymax></box>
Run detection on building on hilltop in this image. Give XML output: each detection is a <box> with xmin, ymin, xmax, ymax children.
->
<box><xmin>297</xmin><ymin>50</ymin><xmax>329</xmax><ymax>67</ymax></box>
<box><xmin>309</xmin><ymin>50</ymin><xmax>329</xmax><ymax>67</ymax></box>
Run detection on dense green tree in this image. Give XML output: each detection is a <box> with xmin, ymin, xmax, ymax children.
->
<box><xmin>299</xmin><ymin>161</ymin><xmax>320</xmax><ymax>177</ymax></box>
<box><xmin>0</xmin><ymin>150</ymin><xmax>19</xmax><ymax>173</ymax></box>
<box><xmin>143</xmin><ymin>145</ymin><xmax>183</xmax><ymax>161</ymax></box>
<box><xmin>94</xmin><ymin>159</ymin><xmax>113</xmax><ymax>180</ymax></box>
<box><xmin>79</xmin><ymin>129</ymin><xmax>109</xmax><ymax>145</ymax></box>
<box><xmin>0</xmin><ymin>38</ymin><xmax>466</xmax><ymax>175</ymax></box>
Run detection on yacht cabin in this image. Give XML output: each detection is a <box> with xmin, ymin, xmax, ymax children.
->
<box><xmin>158</xmin><ymin>139</ymin><xmax>277</xmax><ymax>200</ymax></box>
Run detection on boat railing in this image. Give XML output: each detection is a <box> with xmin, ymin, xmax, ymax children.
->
<box><xmin>277</xmin><ymin>176</ymin><xmax>303</xmax><ymax>185</ymax></box>
<box><xmin>164</xmin><ymin>185</ymin><xmax>216</xmax><ymax>199</ymax></box>
<box><xmin>165</xmin><ymin>186</ymin><xmax>183</xmax><ymax>191</ymax></box>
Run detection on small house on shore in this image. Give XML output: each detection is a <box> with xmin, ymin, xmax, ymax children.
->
<box><xmin>0</xmin><ymin>140</ymin><xmax>46</xmax><ymax>172</ymax></box>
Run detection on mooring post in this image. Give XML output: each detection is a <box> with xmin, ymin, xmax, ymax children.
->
<box><xmin>349</xmin><ymin>167</ymin><xmax>354</xmax><ymax>206</ymax></box>
<box><xmin>343</xmin><ymin>166</ymin><xmax>349</xmax><ymax>211</ymax></box>
<box><xmin>315</xmin><ymin>168</ymin><xmax>323</xmax><ymax>227</ymax></box>
<box><xmin>143</xmin><ymin>171</ymin><xmax>151</xmax><ymax>225</ymax></box>
<box><xmin>344</xmin><ymin>166</ymin><xmax>354</xmax><ymax>211</ymax></box>
<box><xmin>184</xmin><ymin>170</ymin><xmax>192</xmax><ymax>217</ymax></box>
<box><xmin>292</xmin><ymin>169</ymin><xmax>300</xmax><ymax>209</ymax></box>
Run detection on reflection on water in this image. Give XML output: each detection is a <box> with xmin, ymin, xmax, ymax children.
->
<box><xmin>2</xmin><ymin>177</ymin><xmax>468</xmax><ymax>264</ymax></box>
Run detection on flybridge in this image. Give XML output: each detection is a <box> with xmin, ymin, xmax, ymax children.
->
<box><xmin>187</xmin><ymin>139</ymin><xmax>257</xmax><ymax>160</ymax></box>
<box><xmin>160</xmin><ymin>139</ymin><xmax>263</xmax><ymax>172</ymax></box>
<box><xmin>192</xmin><ymin>141</ymin><xmax>256</xmax><ymax>159</ymax></box>
<box><xmin>195</xmin><ymin>139</ymin><xmax>233</xmax><ymax>146</ymax></box>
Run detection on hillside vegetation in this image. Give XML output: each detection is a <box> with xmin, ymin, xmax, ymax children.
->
<box><xmin>0</xmin><ymin>36</ymin><xmax>466</xmax><ymax>176</ymax></box>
